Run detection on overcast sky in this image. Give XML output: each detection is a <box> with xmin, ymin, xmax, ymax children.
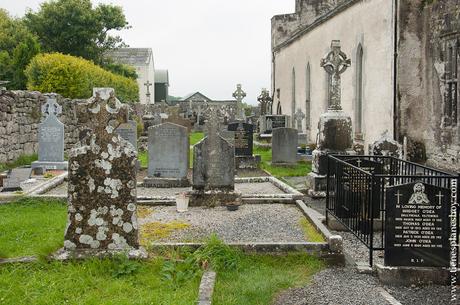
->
<box><xmin>3</xmin><ymin>0</ymin><xmax>294</xmax><ymax>104</ymax></box>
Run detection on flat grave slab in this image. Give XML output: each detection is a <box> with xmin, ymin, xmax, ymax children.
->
<box><xmin>138</xmin><ymin>204</ymin><xmax>307</xmax><ymax>244</ymax></box>
<box><xmin>1</xmin><ymin>168</ymin><xmax>33</xmax><ymax>192</ymax></box>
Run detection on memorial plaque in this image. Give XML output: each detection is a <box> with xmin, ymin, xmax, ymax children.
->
<box><xmin>385</xmin><ymin>182</ymin><xmax>450</xmax><ymax>267</ymax></box>
<box><xmin>148</xmin><ymin>122</ymin><xmax>188</xmax><ymax>179</ymax></box>
<box><xmin>116</xmin><ymin>120</ymin><xmax>138</xmax><ymax>151</ymax></box>
<box><xmin>1</xmin><ymin>168</ymin><xmax>32</xmax><ymax>192</ymax></box>
<box><xmin>228</xmin><ymin>122</ymin><xmax>253</xmax><ymax>156</ymax></box>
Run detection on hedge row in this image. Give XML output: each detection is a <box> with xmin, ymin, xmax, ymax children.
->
<box><xmin>25</xmin><ymin>53</ymin><xmax>138</xmax><ymax>102</ymax></box>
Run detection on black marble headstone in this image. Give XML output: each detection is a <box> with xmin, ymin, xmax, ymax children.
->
<box><xmin>385</xmin><ymin>182</ymin><xmax>450</xmax><ymax>267</ymax></box>
<box><xmin>1</xmin><ymin>167</ymin><xmax>32</xmax><ymax>192</ymax></box>
<box><xmin>228</xmin><ymin>122</ymin><xmax>253</xmax><ymax>156</ymax></box>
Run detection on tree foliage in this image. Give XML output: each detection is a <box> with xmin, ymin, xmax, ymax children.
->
<box><xmin>0</xmin><ymin>9</ymin><xmax>41</xmax><ymax>89</ymax></box>
<box><xmin>24</xmin><ymin>0</ymin><xmax>129</xmax><ymax>64</ymax></box>
<box><xmin>25</xmin><ymin>53</ymin><xmax>139</xmax><ymax>102</ymax></box>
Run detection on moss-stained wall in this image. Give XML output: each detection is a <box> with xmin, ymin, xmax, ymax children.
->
<box><xmin>0</xmin><ymin>90</ymin><xmax>83</xmax><ymax>163</ymax></box>
<box><xmin>398</xmin><ymin>0</ymin><xmax>460</xmax><ymax>171</ymax></box>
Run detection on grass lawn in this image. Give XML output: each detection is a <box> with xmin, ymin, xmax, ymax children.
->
<box><xmin>0</xmin><ymin>259</ymin><xmax>200</xmax><ymax>305</ymax></box>
<box><xmin>0</xmin><ymin>198</ymin><xmax>67</xmax><ymax>258</ymax></box>
<box><xmin>0</xmin><ymin>154</ymin><xmax>38</xmax><ymax>172</ymax></box>
<box><xmin>0</xmin><ymin>199</ymin><xmax>325</xmax><ymax>305</ymax></box>
<box><xmin>213</xmin><ymin>254</ymin><xmax>323</xmax><ymax>305</ymax></box>
<box><xmin>189</xmin><ymin>131</ymin><xmax>204</xmax><ymax>145</ymax></box>
<box><xmin>254</xmin><ymin>146</ymin><xmax>311</xmax><ymax>177</ymax></box>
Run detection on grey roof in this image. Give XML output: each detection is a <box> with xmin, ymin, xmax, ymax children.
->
<box><xmin>181</xmin><ymin>92</ymin><xmax>213</xmax><ymax>102</ymax></box>
<box><xmin>106</xmin><ymin>48</ymin><xmax>153</xmax><ymax>66</ymax></box>
<box><xmin>155</xmin><ymin>70</ymin><xmax>169</xmax><ymax>84</ymax></box>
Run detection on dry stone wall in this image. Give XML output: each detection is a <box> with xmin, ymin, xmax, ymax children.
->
<box><xmin>0</xmin><ymin>90</ymin><xmax>83</xmax><ymax>163</ymax></box>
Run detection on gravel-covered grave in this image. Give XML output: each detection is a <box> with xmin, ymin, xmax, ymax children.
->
<box><xmin>137</xmin><ymin>204</ymin><xmax>310</xmax><ymax>244</ymax></box>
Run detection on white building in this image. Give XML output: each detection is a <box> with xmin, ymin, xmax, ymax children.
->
<box><xmin>272</xmin><ymin>0</ymin><xmax>395</xmax><ymax>149</ymax></box>
<box><xmin>107</xmin><ymin>48</ymin><xmax>155</xmax><ymax>104</ymax></box>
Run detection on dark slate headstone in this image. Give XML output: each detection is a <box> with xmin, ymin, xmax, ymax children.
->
<box><xmin>1</xmin><ymin>168</ymin><xmax>32</xmax><ymax>192</ymax></box>
<box><xmin>385</xmin><ymin>182</ymin><xmax>451</xmax><ymax>267</ymax></box>
<box><xmin>228</xmin><ymin>122</ymin><xmax>253</xmax><ymax>156</ymax></box>
<box><xmin>262</xmin><ymin>115</ymin><xmax>288</xmax><ymax>134</ymax></box>
<box><xmin>147</xmin><ymin>122</ymin><xmax>188</xmax><ymax>179</ymax></box>
<box><xmin>272</xmin><ymin>128</ymin><xmax>298</xmax><ymax>165</ymax></box>
<box><xmin>116</xmin><ymin>120</ymin><xmax>138</xmax><ymax>151</ymax></box>
<box><xmin>193</xmin><ymin>136</ymin><xmax>234</xmax><ymax>191</ymax></box>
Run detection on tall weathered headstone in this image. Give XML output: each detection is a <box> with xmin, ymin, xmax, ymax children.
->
<box><xmin>144</xmin><ymin>122</ymin><xmax>189</xmax><ymax>187</ymax></box>
<box><xmin>307</xmin><ymin>40</ymin><xmax>353</xmax><ymax>197</ymax></box>
<box><xmin>63</xmin><ymin>88</ymin><xmax>142</xmax><ymax>255</ymax></box>
<box><xmin>31</xmin><ymin>95</ymin><xmax>68</xmax><ymax>172</ymax></box>
<box><xmin>272</xmin><ymin>128</ymin><xmax>298</xmax><ymax>165</ymax></box>
<box><xmin>190</xmin><ymin>106</ymin><xmax>240</xmax><ymax>206</ymax></box>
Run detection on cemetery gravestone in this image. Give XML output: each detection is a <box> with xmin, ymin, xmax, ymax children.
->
<box><xmin>31</xmin><ymin>96</ymin><xmax>68</xmax><ymax>172</ymax></box>
<box><xmin>259</xmin><ymin>115</ymin><xmax>289</xmax><ymax>135</ymax></box>
<box><xmin>190</xmin><ymin>107</ymin><xmax>240</xmax><ymax>206</ymax></box>
<box><xmin>63</xmin><ymin>88</ymin><xmax>142</xmax><ymax>255</ymax></box>
<box><xmin>1</xmin><ymin>167</ymin><xmax>32</xmax><ymax>192</ymax></box>
<box><xmin>227</xmin><ymin>122</ymin><xmax>260</xmax><ymax>169</ymax></box>
<box><xmin>307</xmin><ymin>40</ymin><xmax>353</xmax><ymax>198</ymax></box>
<box><xmin>115</xmin><ymin>120</ymin><xmax>138</xmax><ymax>151</ymax></box>
<box><xmin>385</xmin><ymin>182</ymin><xmax>450</xmax><ymax>267</ymax></box>
<box><xmin>272</xmin><ymin>128</ymin><xmax>298</xmax><ymax>165</ymax></box>
<box><xmin>144</xmin><ymin>122</ymin><xmax>189</xmax><ymax>187</ymax></box>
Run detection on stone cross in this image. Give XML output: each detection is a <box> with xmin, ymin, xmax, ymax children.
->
<box><xmin>42</xmin><ymin>95</ymin><xmax>62</xmax><ymax>117</ymax></box>
<box><xmin>294</xmin><ymin>108</ymin><xmax>305</xmax><ymax>132</ymax></box>
<box><xmin>257</xmin><ymin>88</ymin><xmax>272</xmax><ymax>116</ymax></box>
<box><xmin>320</xmin><ymin>40</ymin><xmax>351</xmax><ymax>111</ymax></box>
<box><xmin>232</xmin><ymin>84</ymin><xmax>247</xmax><ymax>120</ymax></box>
<box><xmin>144</xmin><ymin>81</ymin><xmax>152</xmax><ymax>104</ymax></box>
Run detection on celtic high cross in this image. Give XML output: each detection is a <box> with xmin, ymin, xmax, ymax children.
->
<box><xmin>232</xmin><ymin>84</ymin><xmax>247</xmax><ymax>120</ymax></box>
<box><xmin>320</xmin><ymin>40</ymin><xmax>351</xmax><ymax>111</ymax></box>
<box><xmin>257</xmin><ymin>88</ymin><xmax>272</xmax><ymax>116</ymax></box>
<box><xmin>42</xmin><ymin>94</ymin><xmax>62</xmax><ymax>117</ymax></box>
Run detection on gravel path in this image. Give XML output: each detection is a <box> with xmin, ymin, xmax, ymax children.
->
<box><xmin>274</xmin><ymin>267</ymin><xmax>388</xmax><ymax>305</ymax></box>
<box><xmin>44</xmin><ymin>181</ymin><xmax>286</xmax><ymax>197</ymax></box>
<box><xmin>139</xmin><ymin>204</ymin><xmax>307</xmax><ymax>243</ymax></box>
<box><xmin>273</xmin><ymin>196</ymin><xmax>455</xmax><ymax>305</ymax></box>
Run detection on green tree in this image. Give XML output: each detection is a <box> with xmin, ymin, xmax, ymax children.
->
<box><xmin>25</xmin><ymin>0</ymin><xmax>129</xmax><ymax>64</ymax></box>
<box><xmin>0</xmin><ymin>9</ymin><xmax>41</xmax><ymax>89</ymax></box>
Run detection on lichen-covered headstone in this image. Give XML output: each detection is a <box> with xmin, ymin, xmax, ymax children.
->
<box><xmin>64</xmin><ymin>88</ymin><xmax>139</xmax><ymax>252</ymax></box>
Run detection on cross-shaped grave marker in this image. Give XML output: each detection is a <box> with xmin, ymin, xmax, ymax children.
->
<box><xmin>233</xmin><ymin>84</ymin><xmax>247</xmax><ymax>120</ymax></box>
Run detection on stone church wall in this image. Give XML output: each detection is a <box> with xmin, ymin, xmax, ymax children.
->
<box><xmin>0</xmin><ymin>90</ymin><xmax>83</xmax><ymax>163</ymax></box>
<box><xmin>271</xmin><ymin>0</ymin><xmax>394</xmax><ymax>149</ymax></box>
<box><xmin>397</xmin><ymin>0</ymin><xmax>460</xmax><ymax>172</ymax></box>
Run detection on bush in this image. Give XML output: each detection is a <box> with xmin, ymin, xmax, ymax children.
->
<box><xmin>25</xmin><ymin>53</ymin><xmax>138</xmax><ymax>102</ymax></box>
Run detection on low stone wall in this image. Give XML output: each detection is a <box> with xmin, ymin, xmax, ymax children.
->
<box><xmin>0</xmin><ymin>90</ymin><xmax>83</xmax><ymax>163</ymax></box>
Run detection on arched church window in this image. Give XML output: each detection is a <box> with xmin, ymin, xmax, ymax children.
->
<box><xmin>355</xmin><ymin>44</ymin><xmax>364</xmax><ymax>137</ymax></box>
<box><xmin>292</xmin><ymin>68</ymin><xmax>296</xmax><ymax>127</ymax></box>
<box><xmin>306</xmin><ymin>63</ymin><xmax>311</xmax><ymax>130</ymax></box>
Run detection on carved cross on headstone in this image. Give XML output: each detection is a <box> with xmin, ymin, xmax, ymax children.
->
<box><xmin>395</xmin><ymin>190</ymin><xmax>403</xmax><ymax>205</ymax></box>
<box><xmin>76</xmin><ymin>88</ymin><xmax>128</xmax><ymax>145</ymax></box>
<box><xmin>436</xmin><ymin>191</ymin><xmax>444</xmax><ymax>205</ymax></box>
<box><xmin>320</xmin><ymin>40</ymin><xmax>351</xmax><ymax>110</ymax></box>
<box><xmin>257</xmin><ymin>88</ymin><xmax>272</xmax><ymax>116</ymax></box>
<box><xmin>232</xmin><ymin>84</ymin><xmax>247</xmax><ymax>120</ymax></box>
<box><xmin>42</xmin><ymin>95</ymin><xmax>62</xmax><ymax>117</ymax></box>
<box><xmin>294</xmin><ymin>108</ymin><xmax>305</xmax><ymax>132</ymax></box>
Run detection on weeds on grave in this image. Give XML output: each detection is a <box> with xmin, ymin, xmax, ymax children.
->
<box><xmin>110</xmin><ymin>253</ymin><xmax>142</xmax><ymax>278</ymax></box>
<box><xmin>160</xmin><ymin>234</ymin><xmax>241</xmax><ymax>289</ymax></box>
<box><xmin>43</xmin><ymin>172</ymin><xmax>55</xmax><ymax>179</ymax></box>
